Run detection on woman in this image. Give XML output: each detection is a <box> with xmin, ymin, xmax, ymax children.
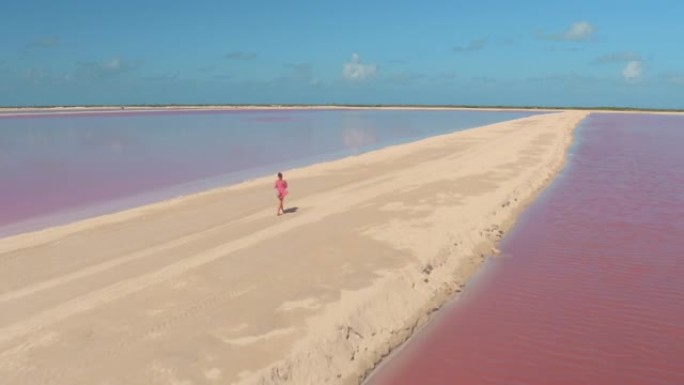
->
<box><xmin>274</xmin><ymin>172</ymin><xmax>288</xmax><ymax>216</ymax></box>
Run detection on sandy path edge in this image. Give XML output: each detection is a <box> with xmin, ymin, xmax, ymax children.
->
<box><xmin>238</xmin><ymin>111</ymin><xmax>589</xmax><ymax>385</ymax></box>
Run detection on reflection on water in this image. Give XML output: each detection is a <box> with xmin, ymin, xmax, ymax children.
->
<box><xmin>340</xmin><ymin>112</ymin><xmax>378</xmax><ymax>151</ymax></box>
<box><xmin>342</xmin><ymin>127</ymin><xmax>377</xmax><ymax>150</ymax></box>
<box><xmin>0</xmin><ymin>108</ymin><xmax>536</xmax><ymax>236</ymax></box>
<box><xmin>369</xmin><ymin>113</ymin><xmax>684</xmax><ymax>385</ymax></box>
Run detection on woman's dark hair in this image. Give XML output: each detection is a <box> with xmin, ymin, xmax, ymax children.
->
<box><xmin>277</xmin><ymin>172</ymin><xmax>283</xmax><ymax>179</ymax></box>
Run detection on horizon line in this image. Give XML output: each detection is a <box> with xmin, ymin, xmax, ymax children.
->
<box><xmin>1</xmin><ymin>104</ymin><xmax>683</xmax><ymax>113</ymax></box>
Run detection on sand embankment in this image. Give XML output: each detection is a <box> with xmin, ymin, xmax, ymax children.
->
<box><xmin>0</xmin><ymin>111</ymin><xmax>587</xmax><ymax>385</ymax></box>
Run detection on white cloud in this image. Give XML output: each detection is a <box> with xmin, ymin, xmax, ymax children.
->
<box><xmin>211</xmin><ymin>74</ymin><xmax>232</xmax><ymax>80</ymax></box>
<box><xmin>24</xmin><ymin>67</ymin><xmax>48</xmax><ymax>84</ymax></box>
<box><xmin>565</xmin><ymin>21</ymin><xmax>595</xmax><ymax>40</ymax></box>
<box><xmin>21</xmin><ymin>57</ymin><xmax>136</xmax><ymax>86</ymax></box>
<box><xmin>225</xmin><ymin>51</ymin><xmax>257</xmax><ymax>61</ymax></box>
<box><xmin>592</xmin><ymin>51</ymin><xmax>641</xmax><ymax>64</ymax></box>
<box><xmin>539</xmin><ymin>21</ymin><xmax>596</xmax><ymax>41</ymax></box>
<box><xmin>439</xmin><ymin>71</ymin><xmax>459</xmax><ymax>80</ymax></box>
<box><xmin>662</xmin><ymin>71</ymin><xmax>684</xmax><ymax>86</ymax></box>
<box><xmin>74</xmin><ymin>57</ymin><xmax>137</xmax><ymax>80</ymax></box>
<box><xmin>23</xmin><ymin>67</ymin><xmax>70</xmax><ymax>85</ymax></box>
<box><xmin>383</xmin><ymin>72</ymin><xmax>424</xmax><ymax>85</ymax></box>
<box><xmin>452</xmin><ymin>37</ymin><xmax>488</xmax><ymax>52</ymax></box>
<box><xmin>145</xmin><ymin>72</ymin><xmax>180</xmax><ymax>82</ymax></box>
<box><xmin>103</xmin><ymin>58</ymin><xmax>122</xmax><ymax>71</ymax></box>
<box><xmin>28</xmin><ymin>36</ymin><xmax>60</xmax><ymax>49</ymax></box>
<box><xmin>622</xmin><ymin>61</ymin><xmax>642</xmax><ymax>83</ymax></box>
<box><xmin>280</xmin><ymin>63</ymin><xmax>321</xmax><ymax>86</ymax></box>
<box><xmin>342</xmin><ymin>53</ymin><xmax>376</xmax><ymax>82</ymax></box>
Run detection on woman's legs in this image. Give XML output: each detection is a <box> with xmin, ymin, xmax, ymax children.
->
<box><xmin>277</xmin><ymin>197</ymin><xmax>284</xmax><ymax>215</ymax></box>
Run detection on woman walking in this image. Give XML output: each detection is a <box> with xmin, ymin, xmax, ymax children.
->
<box><xmin>274</xmin><ymin>172</ymin><xmax>288</xmax><ymax>216</ymax></box>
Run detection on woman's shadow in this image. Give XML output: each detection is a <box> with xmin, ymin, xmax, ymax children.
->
<box><xmin>283</xmin><ymin>207</ymin><xmax>299</xmax><ymax>214</ymax></box>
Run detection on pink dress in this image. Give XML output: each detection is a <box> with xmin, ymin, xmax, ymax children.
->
<box><xmin>275</xmin><ymin>179</ymin><xmax>288</xmax><ymax>199</ymax></box>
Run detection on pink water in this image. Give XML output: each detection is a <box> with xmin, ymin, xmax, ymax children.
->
<box><xmin>0</xmin><ymin>108</ymin><xmax>536</xmax><ymax>237</ymax></box>
<box><xmin>369</xmin><ymin>113</ymin><xmax>684</xmax><ymax>385</ymax></box>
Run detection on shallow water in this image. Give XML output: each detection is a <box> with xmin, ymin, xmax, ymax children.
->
<box><xmin>0</xmin><ymin>108</ymin><xmax>536</xmax><ymax>236</ymax></box>
<box><xmin>369</xmin><ymin>113</ymin><xmax>684</xmax><ymax>385</ymax></box>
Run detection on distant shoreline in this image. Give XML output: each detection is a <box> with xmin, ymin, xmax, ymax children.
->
<box><xmin>1</xmin><ymin>104</ymin><xmax>683</xmax><ymax>116</ymax></box>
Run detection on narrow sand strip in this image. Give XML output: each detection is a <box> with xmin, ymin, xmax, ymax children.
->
<box><xmin>0</xmin><ymin>111</ymin><xmax>587</xmax><ymax>385</ymax></box>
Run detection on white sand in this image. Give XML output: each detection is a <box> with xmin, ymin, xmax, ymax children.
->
<box><xmin>0</xmin><ymin>111</ymin><xmax>587</xmax><ymax>385</ymax></box>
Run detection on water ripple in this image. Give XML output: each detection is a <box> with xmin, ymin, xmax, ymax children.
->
<box><xmin>371</xmin><ymin>113</ymin><xmax>684</xmax><ymax>385</ymax></box>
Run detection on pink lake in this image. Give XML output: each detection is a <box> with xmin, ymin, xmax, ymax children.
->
<box><xmin>369</xmin><ymin>113</ymin><xmax>684</xmax><ymax>385</ymax></box>
<box><xmin>0</xmin><ymin>108</ymin><xmax>536</xmax><ymax>237</ymax></box>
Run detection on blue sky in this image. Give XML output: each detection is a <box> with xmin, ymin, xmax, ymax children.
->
<box><xmin>2</xmin><ymin>0</ymin><xmax>683</xmax><ymax>108</ymax></box>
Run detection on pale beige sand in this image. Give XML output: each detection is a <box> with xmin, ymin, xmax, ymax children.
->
<box><xmin>0</xmin><ymin>111</ymin><xmax>587</xmax><ymax>385</ymax></box>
